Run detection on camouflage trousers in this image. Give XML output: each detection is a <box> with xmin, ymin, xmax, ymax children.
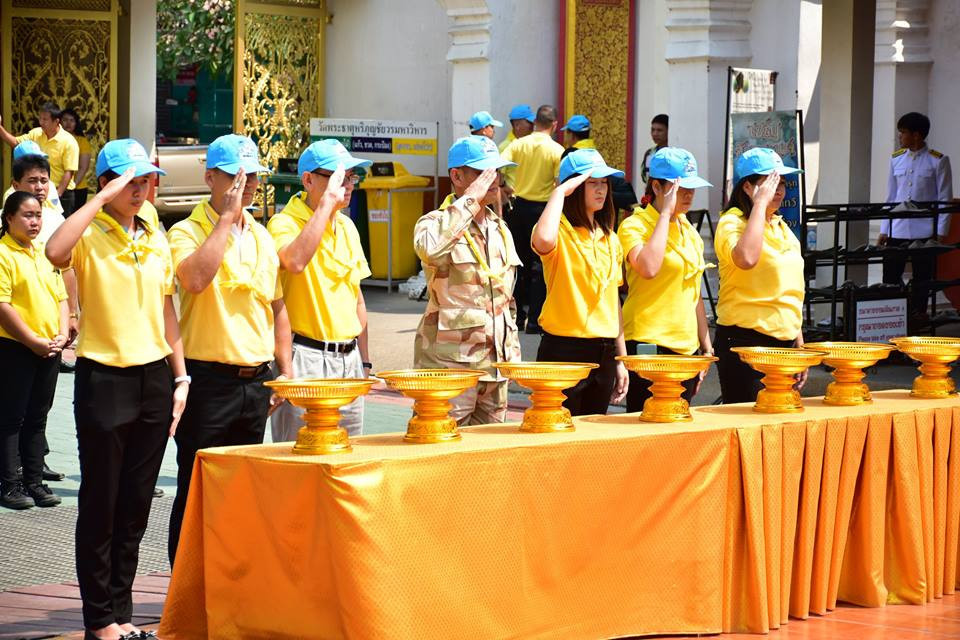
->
<box><xmin>450</xmin><ymin>380</ymin><xmax>509</xmax><ymax>426</ymax></box>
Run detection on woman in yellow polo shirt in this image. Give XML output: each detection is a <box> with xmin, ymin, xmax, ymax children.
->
<box><xmin>619</xmin><ymin>147</ymin><xmax>713</xmax><ymax>413</ymax></box>
<box><xmin>46</xmin><ymin>139</ymin><xmax>187</xmax><ymax>640</ymax></box>
<box><xmin>532</xmin><ymin>148</ymin><xmax>628</xmax><ymax>415</ymax></box>
<box><xmin>714</xmin><ymin>147</ymin><xmax>805</xmax><ymax>403</ymax></box>
<box><xmin>0</xmin><ymin>191</ymin><xmax>67</xmax><ymax>510</ymax></box>
<box><xmin>60</xmin><ymin>108</ymin><xmax>92</xmax><ymax>211</ymax></box>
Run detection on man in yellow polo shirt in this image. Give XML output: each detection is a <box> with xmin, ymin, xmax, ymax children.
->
<box><xmin>268</xmin><ymin>140</ymin><xmax>372</xmax><ymax>440</ymax></box>
<box><xmin>561</xmin><ymin>115</ymin><xmax>595</xmax><ymax>152</ymax></box>
<box><xmin>500</xmin><ymin>104</ymin><xmax>564</xmax><ymax>334</ymax></box>
<box><xmin>165</xmin><ymin>134</ymin><xmax>292</xmax><ymax>565</ymax></box>
<box><xmin>0</xmin><ymin>104</ymin><xmax>80</xmax><ymax>215</ymax></box>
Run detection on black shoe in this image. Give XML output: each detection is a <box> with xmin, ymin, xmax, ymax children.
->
<box><xmin>42</xmin><ymin>463</ymin><xmax>65</xmax><ymax>481</ymax></box>
<box><xmin>58</xmin><ymin>359</ymin><xmax>75</xmax><ymax>374</ymax></box>
<box><xmin>153</xmin><ymin>487</ymin><xmax>164</xmax><ymax>498</ymax></box>
<box><xmin>0</xmin><ymin>484</ymin><xmax>35</xmax><ymax>510</ymax></box>
<box><xmin>25</xmin><ymin>482</ymin><xmax>61</xmax><ymax>507</ymax></box>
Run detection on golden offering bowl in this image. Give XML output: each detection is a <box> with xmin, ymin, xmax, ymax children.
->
<box><xmin>263</xmin><ymin>378</ymin><xmax>375</xmax><ymax>454</ymax></box>
<box><xmin>616</xmin><ymin>355</ymin><xmax>717</xmax><ymax>422</ymax></box>
<box><xmin>731</xmin><ymin>347</ymin><xmax>827</xmax><ymax>413</ymax></box>
<box><xmin>803</xmin><ymin>342</ymin><xmax>896</xmax><ymax>406</ymax></box>
<box><xmin>493</xmin><ymin>362</ymin><xmax>598</xmax><ymax>432</ymax></box>
<box><xmin>890</xmin><ymin>336</ymin><xmax>960</xmax><ymax>398</ymax></box>
<box><xmin>376</xmin><ymin>369</ymin><xmax>485</xmax><ymax>443</ymax></box>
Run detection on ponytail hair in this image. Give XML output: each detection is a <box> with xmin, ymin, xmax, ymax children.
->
<box><xmin>1</xmin><ymin>191</ymin><xmax>40</xmax><ymax>238</ymax></box>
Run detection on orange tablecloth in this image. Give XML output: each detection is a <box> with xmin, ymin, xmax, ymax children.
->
<box><xmin>159</xmin><ymin>390</ymin><xmax>960</xmax><ymax>639</ymax></box>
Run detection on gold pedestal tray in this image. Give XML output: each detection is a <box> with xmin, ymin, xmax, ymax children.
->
<box><xmin>731</xmin><ymin>347</ymin><xmax>826</xmax><ymax>413</ymax></box>
<box><xmin>891</xmin><ymin>336</ymin><xmax>960</xmax><ymax>398</ymax></box>
<box><xmin>264</xmin><ymin>378</ymin><xmax>375</xmax><ymax>454</ymax></box>
<box><xmin>493</xmin><ymin>362</ymin><xmax>598</xmax><ymax>432</ymax></box>
<box><xmin>376</xmin><ymin>369</ymin><xmax>485</xmax><ymax>443</ymax></box>
<box><xmin>803</xmin><ymin>342</ymin><xmax>895</xmax><ymax>405</ymax></box>
<box><xmin>616</xmin><ymin>355</ymin><xmax>717</xmax><ymax>422</ymax></box>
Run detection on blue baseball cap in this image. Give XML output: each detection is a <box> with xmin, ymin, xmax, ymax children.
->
<box><xmin>469</xmin><ymin>111</ymin><xmax>503</xmax><ymax>131</ymax></box>
<box><xmin>733</xmin><ymin>147</ymin><xmax>802</xmax><ymax>185</ymax></box>
<box><xmin>558</xmin><ymin>148</ymin><xmax>624</xmax><ymax>183</ymax></box>
<box><xmin>95</xmin><ymin>139</ymin><xmax>166</xmax><ymax>177</ymax></box>
<box><xmin>447</xmin><ymin>135</ymin><xmax>517</xmax><ymax>170</ymax></box>
<box><xmin>561</xmin><ymin>115</ymin><xmax>591</xmax><ymax>132</ymax></box>
<box><xmin>13</xmin><ymin>140</ymin><xmax>47</xmax><ymax>160</ymax></box>
<box><xmin>206</xmin><ymin>134</ymin><xmax>271</xmax><ymax>174</ymax></box>
<box><xmin>298</xmin><ymin>139</ymin><xmax>372</xmax><ymax>175</ymax></box>
<box><xmin>508</xmin><ymin>104</ymin><xmax>535</xmax><ymax>123</ymax></box>
<box><xmin>649</xmin><ymin>147</ymin><xmax>712</xmax><ymax>189</ymax></box>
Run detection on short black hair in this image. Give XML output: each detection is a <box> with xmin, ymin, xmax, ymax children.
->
<box><xmin>570</xmin><ymin>129</ymin><xmax>590</xmax><ymax>141</ymax></box>
<box><xmin>39</xmin><ymin>102</ymin><xmax>62</xmax><ymax>120</ymax></box>
<box><xmin>535</xmin><ymin>105</ymin><xmax>557</xmax><ymax>127</ymax></box>
<box><xmin>97</xmin><ymin>170</ymin><xmax>120</xmax><ymax>192</ymax></box>
<box><xmin>652</xmin><ymin>114</ymin><xmax>669</xmax><ymax>128</ymax></box>
<box><xmin>12</xmin><ymin>155</ymin><xmax>51</xmax><ymax>182</ymax></box>
<box><xmin>897</xmin><ymin>112</ymin><xmax>930</xmax><ymax>139</ymax></box>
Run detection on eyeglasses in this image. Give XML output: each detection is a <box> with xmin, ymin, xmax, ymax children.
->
<box><xmin>312</xmin><ymin>170</ymin><xmax>360</xmax><ymax>185</ymax></box>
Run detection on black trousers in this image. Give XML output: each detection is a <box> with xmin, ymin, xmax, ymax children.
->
<box><xmin>69</xmin><ymin>188</ymin><xmax>89</xmax><ymax>211</ymax></box>
<box><xmin>0</xmin><ymin>338</ymin><xmax>59</xmax><ymax>487</ymax></box>
<box><xmin>509</xmin><ymin>197</ymin><xmax>548</xmax><ymax>328</ymax></box>
<box><xmin>714</xmin><ymin>324</ymin><xmax>794</xmax><ymax>405</ymax></box>
<box><xmin>624</xmin><ymin>341</ymin><xmax>698</xmax><ymax>414</ymax></box>
<box><xmin>882</xmin><ymin>237</ymin><xmax>935</xmax><ymax>314</ymax></box>
<box><xmin>537</xmin><ymin>332</ymin><xmax>617</xmax><ymax>416</ymax></box>
<box><xmin>168</xmin><ymin>360</ymin><xmax>273</xmax><ymax>565</ymax></box>
<box><xmin>74</xmin><ymin>357</ymin><xmax>171</xmax><ymax>629</ymax></box>
<box><xmin>59</xmin><ymin>189</ymin><xmax>76</xmax><ymax>217</ymax></box>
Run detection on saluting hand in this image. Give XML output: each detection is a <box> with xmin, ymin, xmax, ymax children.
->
<box><xmin>97</xmin><ymin>167</ymin><xmax>137</xmax><ymax>203</ymax></box>
<box><xmin>169</xmin><ymin>382</ymin><xmax>189</xmax><ymax>437</ymax></box>
<box><xmin>319</xmin><ymin>163</ymin><xmax>347</xmax><ymax>211</ymax></box>
<box><xmin>661</xmin><ymin>179</ymin><xmax>680</xmax><ymax>216</ymax></box>
<box><xmin>463</xmin><ymin>167</ymin><xmax>499</xmax><ymax>204</ymax></box>
<box><xmin>751</xmin><ymin>172</ymin><xmax>780</xmax><ymax>211</ymax></box>
<box><xmin>219</xmin><ymin>169</ymin><xmax>247</xmax><ymax>226</ymax></box>
<box><xmin>555</xmin><ymin>171</ymin><xmax>591</xmax><ymax>198</ymax></box>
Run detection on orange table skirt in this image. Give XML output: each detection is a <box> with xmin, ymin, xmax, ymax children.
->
<box><xmin>159</xmin><ymin>390</ymin><xmax>960</xmax><ymax>639</ymax></box>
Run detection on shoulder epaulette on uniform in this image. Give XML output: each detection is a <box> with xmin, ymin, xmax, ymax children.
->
<box><xmin>892</xmin><ymin>148</ymin><xmax>907</xmax><ymax>157</ymax></box>
<box><xmin>930</xmin><ymin>149</ymin><xmax>944</xmax><ymax>159</ymax></box>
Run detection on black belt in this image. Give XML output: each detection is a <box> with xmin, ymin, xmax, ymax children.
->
<box><xmin>185</xmin><ymin>359</ymin><xmax>271</xmax><ymax>379</ymax></box>
<box><xmin>293</xmin><ymin>333</ymin><xmax>357</xmax><ymax>354</ymax></box>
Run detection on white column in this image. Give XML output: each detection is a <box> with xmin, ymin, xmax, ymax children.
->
<box><xmin>127</xmin><ymin>0</ymin><xmax>157</xmax><ymax>155</ymax></box>
<box><xmin>870</xmin><ymin>0</ymin><xmax>932</xmax><ymax>202</ymax></box>
<box><xmin>436</xmin><ymin>0</ymin><xmax>491</xmax><ymax>143</ymax></box>
<box><xmin>665</xmin><ymin>0</ymin><xmax>753</xmax><ymax>213</ymax></box>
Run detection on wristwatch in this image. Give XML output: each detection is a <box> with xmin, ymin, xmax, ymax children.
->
<box><xmin>362</xmin><ymin>361</ymin><xmax>373</xmax><ymax>370</ymax></box>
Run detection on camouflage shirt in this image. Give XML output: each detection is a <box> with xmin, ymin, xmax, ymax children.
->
<box><xmin>413</xmin><ymin>193</ymin><xmax>522</xmax><ymax>380</ymax></box>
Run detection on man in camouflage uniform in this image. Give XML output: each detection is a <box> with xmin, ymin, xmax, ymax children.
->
<box><xmin>413</xmin><ymin>136</ymin><xmax>522</xmax><ymax>424</ymax></box>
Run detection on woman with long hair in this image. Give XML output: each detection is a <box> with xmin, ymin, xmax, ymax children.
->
<box><xmin>713</xmin><ymin>147</ymin><xmax>805</xmax><ymax>403</ymax></box>
<box><xmin>60</xmin><ymin>108</ymin><xmax>93</xmax><ymax>213</ymax></box>
<box><xmin>618</xmin><ymin>147</ymin><xmax>713</xmax><ymax>412</ymax></box>
<box><xmin>531</xmin><ymin>148</ymin><xmax>629</xmax><ymax>415</ymax></box>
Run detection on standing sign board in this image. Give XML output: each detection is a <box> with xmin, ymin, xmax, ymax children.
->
<box><xmin>309</xmin><ymin>118</ymin><xmax>439</xmax><ymax>179</ymax></box>
<box><xmin>854</xmin><ymin>298</ymin><xmax>908</xmax><ymax>343</ymax></box>
<box><xmin>730</xmin><ymin>110</ymin><xmax>805</xmax><ymax>236</ymax></box>
<box><xmin>722</xmin><ymin>68</ymin><xmax>777</xmax><ymax>205</ymax></box>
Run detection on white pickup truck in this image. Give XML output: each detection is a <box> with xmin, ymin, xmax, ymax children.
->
<box><xmin>154</xmin><ymin>142</ymin><xmax>210</xmax><ymax>224</ymax></box>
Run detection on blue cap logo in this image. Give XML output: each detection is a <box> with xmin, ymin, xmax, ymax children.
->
<box><xmin>558</xmin><ymin>148</ymin><xmax>624</xmax><ymax>183</ymax></box>
<box><xmin>298</xmin><ymin>139</ymin><xmax>373</xmax><ymax>175</ymax></box>
<box><xmin>447</xmin><ymin>135</ymin><xmax>517</xmax><ymax>170</ymax></box>
<box><xmin>733</xmin><ymin>147</ymin><xmax>802</xmax><ymax>185</ymax></box>
<box><xmin>207</xmin><ymin>134</ymin><xmax>271</xmax><ymax>175</ymax></box>
<box><xmin>468</xmin><ymin>111</ymin><xmax>503</xmax><ymax>131</ymax></box>
<box><xmin>561</xmin><ymin>115</ymin><xmax>591</xmax><ymax>132</ymax></box>
<box><xmin>95</xmin><ymin>139</ymin><xmax>166</xmax><ymax>178</ymax></box>
<box><xmin>508</xmin><ymin>104</ymin><xmax>535</xmax><ymax>123</ymax></box>
<box><xmin>649</xmin><ymin>147</ymin><xmax>712</xmax><ymax>189</ymax></box>
<box><xmin>13</xmin><ymin>140</ymin><xmax>47</xmax><ymax>160</ymax></box>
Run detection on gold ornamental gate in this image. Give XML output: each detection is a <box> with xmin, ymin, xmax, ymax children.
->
<box><xmin>1</xmin><ymin>0</ymin><xmax>118</xmax><ymax>186</ymax></box>
<box><xmin>235</xmin><ymin>0</ymin><xmax>325</xmax><ymax>174</ymax></box>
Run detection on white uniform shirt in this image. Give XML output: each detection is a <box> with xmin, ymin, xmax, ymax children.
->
<box><xmin>882</xmin><ymin>145</ymin><xmax>954</xmax><ymax>238</ymax></box>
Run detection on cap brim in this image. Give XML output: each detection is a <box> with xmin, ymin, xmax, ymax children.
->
<box><xmin>344</xmin><ymin>157</ymin><xmax>373</xmax><ymax>170</ymax></box>
<box><xmin>212</xmin><ymin>160</ymin><xmax>273</xmax><ymax>175</ymax></box>
<box><xmin>465</xmin><ymin>158</ymin><xmax>516</xmax><ymax>170</ymax></box>
<box><xmin>110</xmin><ymin>161</ymin><xmax>166</xmax><ymax>177</ymax></box>
<box><xmin>677</xmin><ymin>176</ymin><xmax>712</xmax><ymax>189</ymax></box>
<box><xmin>490</xmin><ymin>119</ymin><xmax>504</xmax><ymax>128</ymax></box>
<box><xmin>756</xmin><ymin>166</ymin><xmax>802</xmax><ymax>176</ymax></box>
<box><xmin>589</xmin><ymin>167</ymin><xmax>624</xmax><ymax>179</ymax></box>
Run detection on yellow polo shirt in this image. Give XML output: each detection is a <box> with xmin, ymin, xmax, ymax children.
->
<box><xmin>17</xmin><ymin>127</ymin><xmax>80</xmax><ymax>191</ymax></box>
<box><xmin>535</xmin><ymin>215</ymin><xmax>623</xmax><ymax>338</ymax></box>
<box><xmin>268</xmin><ymin>192</ymin><xmax>371</xmax><ymax>342</ymax></box>
<box><xmin>69</xmin><ymin>210</ymin><xmax>174</xmax><ymax>367</ymax></box>
<box><xmin>168</xmin><ymin>201</ymin><xmax>282</xmax><ymax>366</ymax></box>
<box><xmin>500</xmin><ymin>131</ymin><xmax>564</xmax><ymax>202</ymax></box>
<box><xmin>619</xmin><ymin>205</ymin><xmax>705</xmax><ymax>353</ymax></box>
<box><xmin>73</xmin><ymin>135</ymin><xmax>92</xmax><ymax>190</ymax></box>
<box><xmin>715</xmin><ymin>207</ymin><xmax>804</xmax><ymax>341</ymax></box>
<box><xmin>498</xmin><ymin>132</ymin><xmax>517</xmax><ymax>189</ymax></box>
<box><xmin>0</xmin><ymin>235</ymin><xmax>66</xmax><ymax>341</ymax></box>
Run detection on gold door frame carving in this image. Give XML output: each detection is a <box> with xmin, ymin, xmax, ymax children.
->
<box><xmin>1</xmin><ymin>0</ymin><xmax>118</xmax><ymax>186</ymax></box>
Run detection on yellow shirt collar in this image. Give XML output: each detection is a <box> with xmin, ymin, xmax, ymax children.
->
<box><xmin>1</xmin><ymin>232</ymin><xmax>36</xmax><ymax>253</ymax></box>
<box><xmin>572</xmin><ymin>138</ymin><xmax>596</xmax><ymax>149</ymax></box>
<box><xmin>187</xmin><ymin>199</ymin><xmax>254</xmax><ymax>233</ymax></box>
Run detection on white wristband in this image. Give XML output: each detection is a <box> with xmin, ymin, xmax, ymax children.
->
<box><xmin>174</xmin><ymin>375</ymin><xmax>192</xmax><ymax>385</ymax></box>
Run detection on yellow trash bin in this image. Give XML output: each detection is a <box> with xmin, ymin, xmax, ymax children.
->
<box><xmin>360</xmin><ymin>162</ymin><xmax>431</xmax><ymax>281</ymax></box>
